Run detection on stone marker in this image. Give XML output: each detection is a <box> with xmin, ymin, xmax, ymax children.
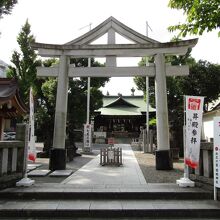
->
<box><xmin>28</xmin><ymin>169</ymin><xmax>51</xmax><ymax>177</ymax></box>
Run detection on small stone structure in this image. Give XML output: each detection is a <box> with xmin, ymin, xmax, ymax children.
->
<box><xmin>0</xmin><ymin>124</ymin><xmax>28</xmax><ymax>189</ymax></box>
<box><xmin>0</xmin><ymin>78</ymin><xmax>28</xmax><ymax>140</ymax></box>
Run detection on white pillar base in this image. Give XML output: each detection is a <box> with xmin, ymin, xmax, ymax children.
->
<box><xmin>16</xmin><ymin>177</ymin><xmax>35</xmax><ymax>187</ymax></box>
<box><xmin>176</xmin><ymin>177</ymin><xmax>195</xmax><ymax>187</ymax></box>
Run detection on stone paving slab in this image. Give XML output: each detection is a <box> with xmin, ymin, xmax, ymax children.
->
<box><xmin>62</xmin><ymin>144</ymin><xmax>146</xmax><ymax>187</ymax></box>
<box><xmin>28</xmin><ymin>164</ymin><xmax>42</xmax><ymax>168</ymax></box>
<box><xmin>28</xmin><ymin>169</ymin><xmax>51</xmax><ymax>177</ymax></box>
<box><xmin>49</xmin><ymin>170</ymin><xmax>73</xmax><ymax>177</ymax></box>
<box><xmin>27</xmin><ymin>164</ymin><xmax>42</xmax><ymax>172</ymax></box>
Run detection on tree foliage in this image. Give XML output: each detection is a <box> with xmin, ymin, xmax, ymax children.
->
<box><xmin>39</xmin><ymin>59</ymin><xmax>109</xmax><ymax>149</ymax></box>
<box><xmin>134</xmin><ymin>54</ymin><xmax>220</xmax><ymax>152</ymax></box>
<box><xmin>7</xmin><ymin>20</ymin><xmax>40</xmax><ymax>103</ymax></box>
<box><xmin>168</xmin><ymin>0</ymin><xmax>220</xmax><ymax>37</ymax></box>
<box><xmin>0</xmin><ymin>0</ymin><xmax>17</xmax><ymax>18</ymax></box>
<box><xmin>7</xmin><ymin>21</ymin><xmax>109</xmax><ymax>153</ymax></box>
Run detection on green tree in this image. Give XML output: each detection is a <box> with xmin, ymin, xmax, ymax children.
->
<box><xmin>6</xmin><ymin>20</ymin><xmax>57</xmax><ymax>150</ymax></box>
<box><xmin>7</xmin><ymin>21</ymin><xmax>109</xmax><ymax>155</ymax></box>
<box><xmin>134</xmin><ymin>55</ymin><xmax>220</xmax><ymax>154</ymax></box>
<box><xmin>67</xmin><ymin>58</ymin><xmax>109</xmax><ymax>146</ymax></box>
<box><xmin>0</xmin><ymin>0</ymin><xmax>17</xmax><ymax>18</ymax></box>
<box><xmin>7</xmin><ymin>19</ymin><xmax>40</xmax><ymax>103</ymax></box>
<box><xmin>178</xmin><ymin>60</ymin><xmax>220</xmax><ymax>110</ymax></box>
<box><xmin>36</xmin><ymin>58</ymin><xmax>109</xmax><ymax>153</ymax></box>
<box><xmin>168</xmin><ymin>0</ymin><xmax>220</xmax><ymax>37</ymax></box>
<box><xmin>35</xmin><ymin>76</ymin><xmax>57</xmax><ymax>152</ymax></box>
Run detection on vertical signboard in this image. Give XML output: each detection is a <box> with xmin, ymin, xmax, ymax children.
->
<box><xmin>214</xmin><ymin>117</ymin><xmax>220</xmax><ymax>188</ymax></box>
<box><xmin>185</xmin><ymin>96</ymin><xmax>204</xmax><ymax>168</ymax></box>
<box><xmin>83</xmin><ymin>124</ymin><xmax>92</xmax><ymax>151</ymax></box>
<box><xmin>28</xmin><ymin>87</ymin><xmax>36</xmax><ymax>162</ymax></box>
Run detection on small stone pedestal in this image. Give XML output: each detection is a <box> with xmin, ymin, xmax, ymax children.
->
<box><xmin>176</xmin><ymin>177</ymin><xmax>195</xmax><ymax>187</ymax></box>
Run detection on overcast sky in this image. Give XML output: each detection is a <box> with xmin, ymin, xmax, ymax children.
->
<box><xmin>0</xmin><ymin>0</ymin><xmax>219</xmax><ymax>95</ymax></box>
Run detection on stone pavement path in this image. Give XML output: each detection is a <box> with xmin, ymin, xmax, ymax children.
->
<box><xmin>62</xmin><ymin>144</ymin><xmax>147</xmax><ymax>187</ymax></box>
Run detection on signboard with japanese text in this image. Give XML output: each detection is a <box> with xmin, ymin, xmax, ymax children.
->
<box><xmin>28</xmin><ymin>87</ymin><xmax>36</xmax><ymax>162</ymax></box>
<box><xmin>214</xmin><ymin>117</ymin><xmax>220</xmax><ymax>188</ymax></box>
<box><xmin>185</xmin><ymin>96</ymin><xmax>204</xmax><ymax>168</ymax></box>
<box><xmin>83</xmin><ymin>124</ymin><xmax>92</xmax><ymax>149</ymax></box>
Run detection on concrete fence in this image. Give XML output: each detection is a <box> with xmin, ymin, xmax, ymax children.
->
<box><xmin>189</xmin><ymin>142</ymin><xmax>214</xmax><ymax>188</ymax></box>
<box><xmin>0</xmin><ymin>124</ymin><xmax>28</xmax><ymax>189</ymax></box>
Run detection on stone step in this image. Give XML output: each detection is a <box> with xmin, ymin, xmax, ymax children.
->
<box><xmin>0</xmin><ymin>199</ymin><xmax>220</xmax><ymax>218</ymax></box>
<box><xmin>0</xmin><ymin>190</ymin><xmax>212</xmax><ymax>200</ymax></box>
<box><xmin>0</xmin><ymin>184</ymin><xmax>213</xmax><ymax>200</ymax></box>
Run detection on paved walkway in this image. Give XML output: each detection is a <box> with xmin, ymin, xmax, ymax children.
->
<box><xmin>62</xmin><ymin>144</ymin><xmax>147</xmax><ymax>187</ymax></box>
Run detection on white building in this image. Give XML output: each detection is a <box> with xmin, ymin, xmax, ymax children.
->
<box><xmin>202</xmin><ymin>102</ymin><xmax>220</xmax><ymax>141</ymax></box>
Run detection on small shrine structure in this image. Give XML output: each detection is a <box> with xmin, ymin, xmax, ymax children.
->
<box><xmin>0</xmin><ymin>78</ymin><xmax>28</xmax><ymax>140</ymax></box>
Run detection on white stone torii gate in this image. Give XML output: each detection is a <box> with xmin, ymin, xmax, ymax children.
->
<box><xmin>32</xmin><ymin>17</ymin><xmax>198</xmax><ymax>171</ymax></box>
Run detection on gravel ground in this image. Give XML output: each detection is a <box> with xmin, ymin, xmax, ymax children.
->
<box><xmin>134</xmin><ymin>150</ymin><xmax>184</xmax><ymax>183</ymax></box>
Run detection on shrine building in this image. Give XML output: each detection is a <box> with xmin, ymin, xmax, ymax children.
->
<box><xmin>94</xmin><ymin>95</ymin><xmax>156</xmax><ymax>138</ymax></box>
<box><xmin>0</xmin><ymin>78</ymin><xmax>28</xmax><ymax>140</ymax></box>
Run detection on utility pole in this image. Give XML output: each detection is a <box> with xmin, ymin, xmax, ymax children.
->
<box><xmin>144</xmin><ymin>21</ymin><xmax>152</xmax><ymax>153</ymax></box>
<box><xmin>79</xmin><ymin>23</ymin><xmax>92</xmax><ymax>124</ymax></box>
<box><xmin>87</xmin><ymin>23</ymin><xmax>92</xmax><ymax>124</ymax></box>
<box><xmin>80</xmin><ymin>23</ymin><xmax>93</xmax><ymax>153</ymax></box>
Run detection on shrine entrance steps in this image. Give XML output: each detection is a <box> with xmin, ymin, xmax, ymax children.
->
<box><xmin>0</xmin><ymin>183</ymin><xmax>219</xmax><ymax>219</ymax></box>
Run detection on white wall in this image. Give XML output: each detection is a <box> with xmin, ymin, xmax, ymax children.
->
<box><xmin>202</xmin><ymin>111</ymin><xmax>220</xmax><ymax>141</ymax></box>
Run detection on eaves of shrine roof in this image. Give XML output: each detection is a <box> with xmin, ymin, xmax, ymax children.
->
<box><xmin>0</xmin><ymin>78</ymin><xmax>28</xmax><ymax>118</ymax></box>
<box><xmin>204</xmin><ymin>101</ymin><xmax>220</xmax><ymax>116</ymax></box>
<box><xmin>98</xmin><ymin>107</ymin><xmax>142</xmax><ymax>116</ymax></box>
<box><xmin>95</xmin><ymin>95</ymin><xmax>156</xmax><ymax>114</ymax></box>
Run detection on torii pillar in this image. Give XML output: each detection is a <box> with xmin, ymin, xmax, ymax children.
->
<box><xmin>49</xmin><ymin>55</ymin><xmax>69</xmax><ymax>171</ymax></box>
<box><xmin>155</xmin><ymin>53</ymin><xmax>172</xmax><ymax>170</ymax></box>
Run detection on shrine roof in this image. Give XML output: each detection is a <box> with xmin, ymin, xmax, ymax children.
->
<box><xmin>96</xmin><ymin>95</ymin><xmax>156</xmax><ymax>116</ymax></box>
<box><xmin>0</xmin><ymin>78</ymin><xmax>28</xmax><ymax>118</ymax></box>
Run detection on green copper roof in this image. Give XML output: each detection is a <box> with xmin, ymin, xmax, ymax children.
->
<box><xmin>96</xmin><ymin>95</ymin><xmax>156</xmax><ymax>116</ymax></box>
<box><xmin>104</xmin><ymin>97</ymin><xmax>139</xmax><ymax>108</ymax></box>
